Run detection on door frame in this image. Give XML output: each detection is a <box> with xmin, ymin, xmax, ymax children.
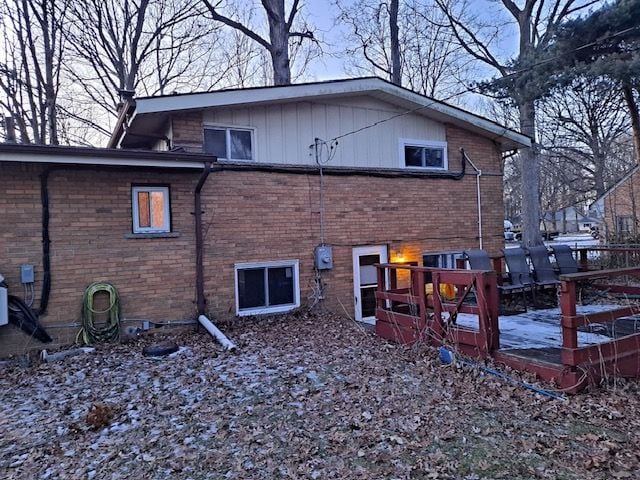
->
<box><xmin>352</xmin><ymin>245</ymin><xmax>388</xmax><ymax>324</ymax></box>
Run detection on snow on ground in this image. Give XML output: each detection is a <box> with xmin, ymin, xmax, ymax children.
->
<box><xmin>505</xmin><ymin>233</ymin><xmax>600</xmax><ymax>250</ymax></box>
<box><xmin>456</xmin><ymin>305</ymin><xmax>618</xmax><ymax>349</ymax></box>
<box><xmin>1</xmin><ymin>312</ymin><xmax>640</xmax><ymax>479</ymax></box>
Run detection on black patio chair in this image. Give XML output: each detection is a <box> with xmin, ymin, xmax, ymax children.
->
<box><xmin>502</xmin><ymin>247</ymin><xmax>537</xmax><ymax>306</ymax></box>
<box><xmin>464</xmin><ymin>249</ymin><xmax>493</xmax><ymax>271</ymax></box>
<box><xmin>464</xmin><ymin>249</ymin><xmax>531</xmax><ymax>311</ymax></box>
<box><xmin>527</xmin><ymin>245</ymin><xmax>560</xmax><ymax>289</ymax></box>
<box><xmin>552</xmin><ymin>244</ymin><xmax>579</xmax><ymax>275</ymax></box>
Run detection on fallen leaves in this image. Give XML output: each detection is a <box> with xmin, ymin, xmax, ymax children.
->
<box><xmin>1</xmin><ymin>312</ymin><xmax>640</xmax><ymax>479</ymax></box>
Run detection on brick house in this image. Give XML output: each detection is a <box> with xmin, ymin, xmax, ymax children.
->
<box><xmin>594</xmin><ymin>165</ymin><xmax>640</xmax><ymax>240</ymax></box>
<box><xmin>0</xmin><ymin>77</ymin><xmax>530</xmax><ymax>355</ymax></box>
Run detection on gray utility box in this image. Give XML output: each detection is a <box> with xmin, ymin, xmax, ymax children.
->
<box><xmin>0</xmin><ymin>276</ymin><xmax>7</xmax><ymax>327</ymax></box>
<box><xmin>21</xmin><ymin>264</ymin><xmax>34</xmax><ymax>284</ymax></box>
<box><xmin>314</xmin><ymin>245</ymin><xmax>333</xmax><ymax>270</ymax></box>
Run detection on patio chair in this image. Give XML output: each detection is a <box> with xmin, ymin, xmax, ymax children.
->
<box><xmin>464</xmin><ymin>249</ymin><xmax>531</xmax><ymax>310</ymax></box>
<box><xmin>527</xmin><ymin>245</ymin><xmax>560</xmax><ymax>289</ymax></box>
<box><xmin>464</xmin><ymin>249</ymin><xmax>493</xmax><ymax>271</ymax></box>
<box><xmin>552</xmin><ymin>244</ymin><xmax>579</xmax><ymax>275</ymax></box>
<box><xmin>503</xmin><ymin>247</ymin><xmax>535</xmax><ymax>287</ymax></box>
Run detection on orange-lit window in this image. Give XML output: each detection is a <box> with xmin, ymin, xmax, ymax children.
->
<box><xmin>132</xmin><ymin>186</ymin><xmax>170</xmax><ymax>233</ymax></box>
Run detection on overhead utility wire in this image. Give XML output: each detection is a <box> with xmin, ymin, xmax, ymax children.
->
<box><xmin>499</xmin><ymin>25</ymin><xmax>640</xmax><ymax>80</ymax></box>
<box><xmin>328</xmin><ymin>26</ymin><xmax>639</xmax><ymax>144</ymax></box>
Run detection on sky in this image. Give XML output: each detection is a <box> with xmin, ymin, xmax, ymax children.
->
<box><xmin>302</xmin><ymin>0</ymin><xmax>523</xmax><ymax>81</ymax></box>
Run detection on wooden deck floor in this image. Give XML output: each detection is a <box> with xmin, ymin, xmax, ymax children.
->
<box><xmin>455</xmin><ymin>305</ymin><xmax>640</xmax><ymax>360</ymax></box>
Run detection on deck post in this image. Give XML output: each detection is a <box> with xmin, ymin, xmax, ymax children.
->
<box><xmin>579</xmin><ymin>249</ymin><xmax>588</xmax><ymax>271</ymax></box>
<box><xmin>484</xmin><ymin>271</ymin><xmax>500</xmax><ymax>351</ymax></box>
<box><xmin>560</xmin><ymin>279</ymin><xmax>578</xmax><ymax>365</ymax></box>
<box><xmin>430</xmin><ymin>271</ymin><xmax>444</xmax><ymax>345</ymax></box>
<box><xmin>376</xmin><ymin>265</ymin><xmax>384</xmax><ymax>311</ymax></box>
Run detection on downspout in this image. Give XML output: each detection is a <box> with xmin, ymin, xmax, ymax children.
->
<box><xmin>195</xmin><ymin>161</ymin><xmax>214</xmax><ymax>316</ymax></box>
<box><xmin>38</xmin><ymin>168</ymin><xmax>52</xmax><ymax>316</ymax></box>
<box><xmin>461</xmin><ymin>148</ymin><xmax>483</xmax><ymax>250</ymax></box>
<box><xmin>194</xmin><ymin>161</ymin><xmax>236</xmax><ymax>350</ymax></box>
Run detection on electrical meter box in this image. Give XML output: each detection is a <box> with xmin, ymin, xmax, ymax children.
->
<box><xmin>21</xmin><ymin>264</ymin><xmax>35</xmax><ymax>284</ymax></box>
<box><xmin>314</xmin><ymin>245</ymin><xmax>333</xmax><ymax>270</ymax></box>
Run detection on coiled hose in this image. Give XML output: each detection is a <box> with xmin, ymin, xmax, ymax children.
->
<box><xmin>78</xmin><ymin>282</ymin><xmax>120</xmax><ymax>344</ymax></box>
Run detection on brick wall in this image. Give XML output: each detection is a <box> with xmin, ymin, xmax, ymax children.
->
<box><xmin>172</xmin><ymin>112</ymin><xmax>203</xmax><ymax>152</ymax></box>
<box><xmin>604</xmin><ymin>170</ymin><xmax>640</xmax><ymax>239</ymax></box>
<box><xmin>0</xmin><ymin>124</ymin><xmax>503</xmax><ymax>355</ymax></box>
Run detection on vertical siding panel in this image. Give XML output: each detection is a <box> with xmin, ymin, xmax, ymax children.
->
<box><xmin>336</xmin><ymin>105</ymin><xmax>355</xmax><ymax>167</ymax></box>
<box><xmin>253</xmin><ymin>106</ymin><xmax>269</xmax><ymax>163</ymax></box>
<box><xmin>200</xmin><ymin>97</ymin><xmax>448</xmax><ymax>168</ymax></box>
<box><xmin>296</xmin><ymin>102</ymin><xmax>313</xmax><ymax>165</ymax></box>
<box><xmin>267</xmin><ymin>104</ymin><xmax>283</xmax><ymax>164</ymax></box>
<box><xmin>282</xmin><ymin>103</ymin><xmax>299</xmax><ymax>165</ymax></box>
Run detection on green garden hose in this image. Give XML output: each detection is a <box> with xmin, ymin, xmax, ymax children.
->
<box><xmin>78</xmin><ymin>282</ymin><xmax>120</xmax><ymax>344</ymax></box>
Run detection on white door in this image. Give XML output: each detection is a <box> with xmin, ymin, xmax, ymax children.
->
<box><xmin>353</xmin><ymin>245</ymin><xmax>388</xmax><ymax>324</ymax></box>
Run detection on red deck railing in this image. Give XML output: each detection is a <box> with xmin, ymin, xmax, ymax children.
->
<box><xmin>374</xmin><ymin>264</ymin><xmax>499</xmax><ymax>357</ymax></box>
<box><xmin>374</xmin><ymin>257</ymin><xmax>640</xmax><ymax>393</ymax></box>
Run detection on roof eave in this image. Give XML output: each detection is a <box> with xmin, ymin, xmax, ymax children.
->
<box><xmin>128</xmin><ymin>78</ymin><xmax>531</xmax><ymax>150</ymax></box>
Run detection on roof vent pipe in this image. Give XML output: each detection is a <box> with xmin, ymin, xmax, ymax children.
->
<box><xmin>4</xmin><ymin>116</ymin><xmax>16</xmax><ymax>143</ymax></box>
<box><xmin>116</xmin><ymin>89</ymin><xmax>136</xmax><ymax>113</ymax></box>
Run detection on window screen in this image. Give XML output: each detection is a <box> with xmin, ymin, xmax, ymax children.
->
<box><xmin>204</xmin><ymin>128</ymin><xmax>226</xmax><ymax>158</ymax></box>
<box><xmin>236</xmin><ymin>262</ymin><xmax>298</xmax><ymax>314</ymax></box>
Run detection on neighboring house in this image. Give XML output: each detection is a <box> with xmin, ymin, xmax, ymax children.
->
<box><xmin>541</xmin><ymin>206</ymin><xmax>598</xmax><ymax>233</ymax></box>
<box><xmin>593</xmin><ymin>165</ymin><xmax>640</xmax><ymax>240</ymax></box>
<box><xmin>0</xmin><ymin>77</ymin><xmax>530</xmax><ymax>355</ymax></box>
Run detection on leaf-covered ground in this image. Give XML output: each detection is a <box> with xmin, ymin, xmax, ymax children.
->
<box><xmin>1</xmin><ymin>312</ymin><xmax>639</xmax><ymax>479</ymax></box>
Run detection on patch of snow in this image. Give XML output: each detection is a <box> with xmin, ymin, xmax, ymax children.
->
<box><xmin>456</xmin><ymin>305</ymin><xmax>617</xmax><ymax>349</ymax></box>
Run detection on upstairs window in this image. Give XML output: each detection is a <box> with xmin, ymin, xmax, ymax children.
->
<box><xmin>204</xmin><ymin>127</ymin><xmax>253</xmax><ymax>161</ymax></box>
<box><xmin>400</xmin><ymin>139</ymin><xmax>447</xmax><ymax>170</ymax></box>
<box><xmin>132</xmin><ymin>186</ymin><xmax>170</xmax><ymax>233</ymax></box>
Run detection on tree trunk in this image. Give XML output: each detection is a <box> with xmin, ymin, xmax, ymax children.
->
<box><xmin>389</xmin><ymin>0</ymin><xmax>401</xmax><ymax>86</ymax></box>
<box><xmin>266</xmin><ymin>0</ymin><xmax>291</xmax><ymax>86</ymax></box>
<box><xmin>518</xmin><ymin>99</ymin><xmax>543</xmax><ymax>246</ymax></box>
<box><xmin>623</xmin><ymin>83</ymin><xmax>640</xmax><ymax>163</ymax></box>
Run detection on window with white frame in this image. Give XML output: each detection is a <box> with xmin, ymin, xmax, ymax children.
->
<box><xmin>400</xmin><ymin>139</ymin><xmax>447</xmax><ymax>170</ymax></box>
<box><xmin>132</xmin><ymin>186</ymin><xmax>171</xmax><ymax>233</ymax></box>
<box><xmin>235</xmin><ymin>260</ymin><xmax>300</xmax><ymax>315</ymax></box>
<box><xmin>204</xmin><ymin>126</ymin><xmax>253</xmax><ymax>161</ymax></box>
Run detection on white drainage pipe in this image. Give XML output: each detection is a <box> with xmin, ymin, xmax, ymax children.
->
<box><xmin>41</xmin><ymin>347</ymin><xmax>94</xmax><ymax>363</ymax></box>
<box><xmin>198</xmin><ymin>315</ymin><xmax>237</xmax><ymax>351</ymax></box>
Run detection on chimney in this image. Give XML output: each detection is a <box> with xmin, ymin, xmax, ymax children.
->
<box><xmin>4</xmin><ymin>116</ymin><xmax>16</xmax><ymax>143</ymax></box>
<box><xmin>116</xmin><ymin>89</ymin><xmax>136</xmax><ymax>113</ymax></box>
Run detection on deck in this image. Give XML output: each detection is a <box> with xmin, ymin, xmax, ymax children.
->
<box><xmin>374</xmin><ymin>250</ymin><xmax>640</xmax><ymax>393</ymax></box>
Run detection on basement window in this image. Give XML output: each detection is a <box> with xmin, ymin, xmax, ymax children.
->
<box><xmin>400</xmin><ymin>139</ymin><xmax>447</xmax><ymax>170</ymax></box>
<box><xmin>235</xmin><ymin>260</ymin><xmax>300</xmax><ymax>316</ymax></box>
<box><xmin>132</xmin><ymin>186</ymin><xmax>170</xmax><ymax>233</ymax></box>
<box><xmin>204</xmin><ymin>126</ymin><xmax>253</xmax><ymax>161</ymax></box>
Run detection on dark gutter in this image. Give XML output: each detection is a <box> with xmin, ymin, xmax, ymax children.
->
<box><xmin>0</xmin><ymin>142</ymin><xmax>214</xmax><ymax>163</ymax></box>
<box><xmin>107</xmin><ymin>99</ymin><xmax>136</xmax><ymax>149</ymax></box>
<box><xmin>194</xmin><ymin>161</ymin><xmax>220</xmax><ymax>316</ymax></box>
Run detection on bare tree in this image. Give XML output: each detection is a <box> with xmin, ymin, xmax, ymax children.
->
<box><xmin>64</xmin><ymin>0</ymin><xmax>220</xmax><ymax>129</ymax></box>
<box><xmin>202</xmin><ymin>0</ymin><xmax>317</xmax><ymax>86</ymax></box>
<box><xmin>540</xmin><ymin>78</ymin><xmax>633</xmax><ymax>198</ymax></box>
<box><xmin>337</xmin><ymin>0</ymin><xmax>472</xmax><ymax>100</ymax></box>
<box><xmin>0</xmin><ymin>0</ymin><xmax>68</xmax><ymax>144</ymax></box>
<box><xmin>436</xmin><ymin>0</ymin><xmax>597</xmax><ymax>246</ymax></box>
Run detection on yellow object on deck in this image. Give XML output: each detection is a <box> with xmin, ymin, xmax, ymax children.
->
<box><xmin>425</xmin><ymin>283</ymin><xmax>457</xmax><ymax>301</ymax></box>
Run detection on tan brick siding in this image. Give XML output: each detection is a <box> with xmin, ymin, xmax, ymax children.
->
<box><xmin>0</xmin><ymin>124</ymin><xmax>503</xmax><ymax>355</ymax></box>
<box><xmin>604</xmin><ymin>170</ymin><xmax>640</xmax><ymax>239</ymax></box>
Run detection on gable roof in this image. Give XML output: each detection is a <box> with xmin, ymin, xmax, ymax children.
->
<box><xmin>110</xmin><ymin>77</ymin><xmax>531</xmax><ymax>151</ymax></box>
<box><xmin>591</xmin><ymin>164</ymin><xmax>640</xmax><ymax>207</ymax></box>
